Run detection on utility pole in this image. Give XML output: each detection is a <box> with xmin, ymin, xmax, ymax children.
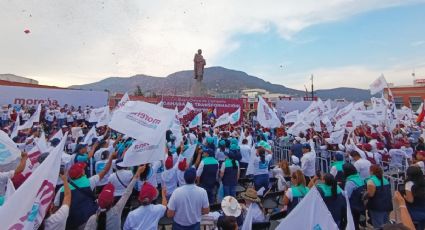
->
<box><xmin>311</xmin><ymin>74</ymin><xmax>314</xmax><ymax>100</ymax></box>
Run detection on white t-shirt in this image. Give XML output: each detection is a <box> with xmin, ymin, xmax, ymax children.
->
<box><xmin>301</xmin><ymin>151</ymin><xmax>316</xmax><ymax>177</ymax></box>
<box><xmin>123</xmin><ymin>204</ymin><xmax>166</xmax><ymax>230</ymax></box>
<box><xmin>240</xmin><ymin>144</ymin><xmax>251</xmax><ymax>164</ymax></box>
<box><xmin>44</xmin><ymin>205</ymin><xmax>69</xmax><ymax>230</ymax></box>
<box><xmin>108</xmin><ymin>170</ymin><xmax>134</xmax><ymax>197</ymax></box>
<box><xmin>167</xmin><ymin>184</ymin><xmax>209</xmax><ymax>226</ymax></box>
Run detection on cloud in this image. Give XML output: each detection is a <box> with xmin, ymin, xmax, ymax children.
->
<box><xmin>283</xmin><ymin>61</ymin><xmax>425</xmax><ymax>90</ymax></box>
<box><xmin>0</xmin><ymin>0</ymin><xmax>423</xmax><ymax>87</ymax></box>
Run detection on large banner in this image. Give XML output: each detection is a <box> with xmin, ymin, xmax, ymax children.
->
<box><xmin>0</xmin><ymin>85</ymin><xmax>108</xmax><ymax>107</ymax></box>
<box><xmin>161</xmin><ymin>96</ymin><xmax>243</xmax><ymax>115</ymax></box>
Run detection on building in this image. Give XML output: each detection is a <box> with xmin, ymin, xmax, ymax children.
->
<box><xmin>384</xmin><ymin>79</ymin><xmax>425</xmax><ymax>111</ymax></box>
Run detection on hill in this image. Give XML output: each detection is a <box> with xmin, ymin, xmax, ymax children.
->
<box><xmin>70</xmin><ymin>66</ymin><xmax>371</xmax><ymax>101</ymax></box>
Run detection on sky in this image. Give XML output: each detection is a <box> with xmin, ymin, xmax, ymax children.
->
<box><xmin>1</xmin><ymin>0</ymin><xmax>425</xmax><ymax>90</ymax></box>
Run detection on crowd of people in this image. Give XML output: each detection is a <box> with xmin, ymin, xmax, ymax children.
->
<box><xmin>1</xmin><ymin>102</ymin><xmax>425</xmax><ymax>230</ymax></box>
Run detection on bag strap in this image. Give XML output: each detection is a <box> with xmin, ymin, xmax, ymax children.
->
<box><xmin>116</xmin><ymin>172</ymin><xmax>128</xmax><ymax>189</ymax></box>
<box><xmin>68</xmin><ymin>179</ymin><xmax>96</xmax><ymax>201</ymax></box>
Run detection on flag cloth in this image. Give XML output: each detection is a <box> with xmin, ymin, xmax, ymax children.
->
<box><xmin>257</xmin><ymin>96</ymin><xmax>281</xmax><ymax>128</ymax></box>
<box><xmin>49</xmin><ymin>130</ymin><xmax>63</xmax><ymax>141</ymax></box>
<box><xmin>0</xmin><ymin>133</ymin><xmax>66</xmax><ymax>229</ymax></box>
<box><xmin>96</xmin><ymin>107</ymin><xmax>111</xmax><ymax>127</ymax></box>
<box><xmin>10</xmin><ymin>115</ymin><xmax>20</xmax><ymax>139</ymax></box>
<box><xmin>170</xmin><ymin>107</ymin><xmax>183</xmax><ymax>145</ymax></box>
<box><xmin>115</xmin><ymin>92</ymin><xmax>130</xmax><ymax>110</ymax></box>
<box><xmin>370</xmin><ymin>75</ymin><xmax>388</xmax><ymax>95</ymax></box>
<box><xmin>344</xmin><ymin>192</ymin><xmax>356</xmax><ymax>230</ymax></box>
<box><xmin>327</xmin><ymin>129</ymin><xmax>345</xmax><ymax>144</ymax></box>
<box><xmin>178</xmin><ymin>144</ymin><xmax>197</xmax><ymax>164</ymax></box>
<box><xmin>417</xmin><ymin>99</ymin><xmax>425</xmax><ymax>123</ymax></box>
<box><xmin>229</xmin><ymin>108</ymin><xmax>241</xmax><ymax>125</ymax></box>
<box><xmin>119</xmin><ymin>136</ymin><xmax>166</xmax><ymax>167</ymax></box>
<box><xmin>178</xmin><ymin>102</ymin><xmax>195</xmax><ymax>118</ymax></box>
<box><xmin>83</xmin><ymin>126</ymin><xmax>97</xmax><ymax>145</ymax></box>
<box><xmin>157</xmin><ymin>101</ymin><xmax>164</xmax><ymax>107</ymax></box>
<box><xmin>276</xmin><ymin>187</ymin><xmax>338</xmax><ymax>230</ymax></box>
<box><xmin>18</xmin><ymin>104</ymin><xmax>41</xmax><ymax>131</ymax></box>
<box><xmin>189</xmin><ymin>112</ymin><xmax>202</xmax><ymax>128</ymax></box>
<box><xmin>109</xmin><ymin>101</ymin><xmax>175</xmax><ymax>145</ymax></box>
<box><xmin>4</xmin><ymin>179</ymin><xmax>15</xmax><ymax>204</ymax></box>
<box><xmin>0</xmin><ymin>130</ymin><xmax>21</xmax><ymax>166</ymax></box>
<box><xmin>214</xmin><ymin>113</ymin><xmax>229</xmax><ymax>128</ymax></box>
<box><xmin>241</xmin><ymin>203</ymin><xmax>254</xmax><ymax>230</ymax></box>
<box><xmin>284</xmin><ymin>110</ymin><xmax>298</xmax><ymax>123</ymax></box>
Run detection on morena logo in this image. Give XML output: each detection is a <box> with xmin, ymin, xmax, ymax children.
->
<box><xmin>14</xmin><ymin>98</ymin><xmax>59</xmax><ymax>106</ymax></box>
<box><xmin>126</xmin><ymin>112</ymin><xmax>161</xmax><ymax>129</ymax></box>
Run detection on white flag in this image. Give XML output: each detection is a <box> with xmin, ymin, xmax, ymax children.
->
<box><xmin>4</xmin><ymin>179</ymin><xmax>15</xmax><ymax>202</ymax></box>
<box><xmin>369</xmin><ymin>75</ymin><xmax>388</xmax><ymax>95</ymax></box>
<box><xmin>276</xmin><ymin>187</ymin><xmax>338</xmax><ymax>230</ymax></box>
<box><xmin>10</xmin><ymin>115</ymin><xmax>20</xmax><ymax>139</ymax></box>
<box><xmin>327</xmin><ymin>129</ymin><xmax>345</xmax><ymax>144</ymax></box>
<box><xmin>115</xmin><ymin>92</ymin><xmax>130</xmax><ymax>110</ymax></box>
<box><xmin>0</xmin><ymin>130</ymin><xmax>21</xmax><ymax>166</ymax></box>
<box><xmin>353</xmin><ymin>102</ymin><xmax>365</xmax><ymax>111</ymax></box>
<box><xmin>18</xmin><ymin>104</ymin><xmax>41</xmax><ymax>131</ymax></box>
<box><xmin>213</xmin><ymin>113</ymin><xmax>229</xmax><ymax>128</ymax></box>
<box><xmin>241</xmin><ymin>203</ymin><xmax>254</xmax><ymax>230</ymax></box>
<box><xmin>257</xmin><ymin>96</ymin><xmax>281</xmax><ymax>128</ymax></box>
<box><xmin>229</xmin><ymin>108</ymin><xmax>241</xmax><ymax>125</ymax></box>
<box><xmin>170</xmin><ymin>108</ymin><xmax>183</xmax><ymax>145</ymax></box>
<box><xmin>82</xmin><ymin>126</ymin><xmax>97</xmax><ymax>145</ymax></box>
<box><xmin>109</xmin><ymin>101</ymin><xmax>175</xmax><ymax>145</ymax></box>
<box><xmin>0</xmin><ymin>133</ymin><xmax>66</xmax><ymax>229</ymax></box>
<box><xmin>178</xmin><ymin>144</ymin><xmax>198</xmax><ymax>167</ymax></box>
<box><xmin>178</xmin><ymin>102</ymin><xmax>195</xmax><ymax>118</ymax></box>
<box><xmin>287</xmin><ymin>120</ymin><xmax>309</xmax><ymax>136</ymax></box>
<box><xmin>50</xmin><ymin>130</ymin><xmax>63</xmax><ymax>141</ymax></box>
<box><xmin>88</xmin><ymin>106</ymin><xmax>109</xmax><ymax>124</ymax></box>
<box><xmin>119</xmin><ymin>137</ymin><xmax>166</xmax><ymax>167</ymax></box>
<box><xmin>284</xmin><ymin>110</ymin><xmax>298</xmax><ymax>123</ymax></box>
<box><xmin>189</xmin><ymin>113</ymin><xmax>202</xmax><ymax>128</ymax></box>
<box><xmin>334</xmin><ymin>103</ymin><xmax>353</xmax><ymax>123</ymax></box>
<box><xmin>36</xmin><ymin>132</ymin><xmax>49</xmax><ymax>153</ymax></box>
<box><xmin>157</xmin><ymin>101</ymin><xmax>164</xmax><ymax>107</ymax></box>
<box><xmin>344</xmin><ymin>192</ymin><xmax>356</xmax><ymax>230</ymax></box>
<box><xmin>96</xmin><ymin>107</ymin><xmax>111</xmax><ymax>127</ymax></box>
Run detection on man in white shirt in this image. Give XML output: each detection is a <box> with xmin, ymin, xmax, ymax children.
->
<box><xmin>351</xmin><ymin>151</ymin><xmax>371</xmax><ymax>180</ymax></box>
<box><xmin>300</xmin><ymin>143</ymin><xmax>316</xmax><ymax>183</ymax></box>
<box><xmin>239</xmin><ymin>139</ymin><xmax>251</xmax><ymax>175</ymax></box>
<box><xmin>167</xmin><ymin>167</ymin><xmax>210</xmax><ymax>229</ymax></box>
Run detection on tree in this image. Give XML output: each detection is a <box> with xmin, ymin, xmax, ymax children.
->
<box><xmin>134</xmin><ymin>85</ymin><xmax>144</xmax><ymax>96</ymax></box>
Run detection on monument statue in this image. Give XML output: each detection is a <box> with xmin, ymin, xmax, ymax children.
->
<box><xmin>193</xmin><ymin>49</ymin><xmax>206</xmax><ymax>81</ymax></box>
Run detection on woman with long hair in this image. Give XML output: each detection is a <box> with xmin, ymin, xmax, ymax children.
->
<box><xmin>366</xmin><ymin>164</ymin><xmax>392</xmax><ymax>229</ymax></box>
<box><xmin>316</xmin><ymin>173</ymin><xmax>347</xmax><ymax>228</ymax></box>
<box><xmin>283</xmin><ymin>170</ymin><xmax>309</xmax><ymax>214</ymax></box>
<box><xmin>403</xmin><ymin>166</ymin><xmax>425</xmax><ymax>230</ymax></box>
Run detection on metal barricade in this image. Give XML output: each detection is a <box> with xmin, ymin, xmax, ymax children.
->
<box><xmin>315</xmin><ymin>156</ymin><xmax>330</xmax><ymax>173</ymax></box>
<box><xmin>272</xmin><ymin>144</ymin><xmax>291</xmax><ymax>165</ymax></box>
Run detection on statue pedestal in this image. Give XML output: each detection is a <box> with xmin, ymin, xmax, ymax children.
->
<box><xmin>191</xmin><ymin>80</ymin><xmax>206</xmax><ymax>97</ymax></box>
